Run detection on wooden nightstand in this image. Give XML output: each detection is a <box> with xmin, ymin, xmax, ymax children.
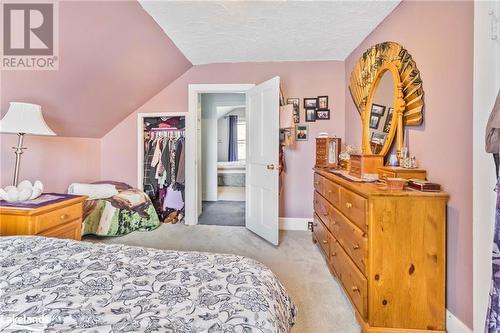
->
<box><xmin>0</xmin><ymin>195</ymin><xmax>86</xmax><ymax>240</ymax></box>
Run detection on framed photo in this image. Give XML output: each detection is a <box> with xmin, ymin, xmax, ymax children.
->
<box><xmin>287</xmin><ymin>98</ymin><xmax>300</xmax><ymax>123</ymax></box>
<box><xmin>305</xmin><ymin>108</ymin><xmax>316</xmax><ymax>122</ymax></box>
<box><xmin>296</xmin><ymin>125</ymin><xmax>308</xmax><ymax>141</ymax></box>
<box><xmin>318</xmin><ymin>96</ymin><xmax>328</xmax><ymax>109</ymax></box>
<box><xmin>383</xmin><ymin>107</ymin><xmax>394</xmax><ymax>133</ymax></box>
<box><xmin>316</xmin><ymin>109</ymin><xmax>330</xmax><ymax>120</ymax></box>
<box><xmin>371</xmin><ymin>131</ymin><xmax>387</xmax><ymax>145</ymax></box>
<box><xmin>304</xmin><ymin>98</ymin><xmax>318</xmax><ymax>109</ymax></box>
<box><xmin>371</xmin><ymin>103</ymin><xmax>386</xmax><ymax>116</ymax></box>
<box><xmin>286</xmin><ymin>98</ymin><xmax>299</xmax><ymax>106</ymax></box>
<box><xmin>369</xmin><ymin>115</ymin><xmax>381</xmax><ymax>129</ymax></box>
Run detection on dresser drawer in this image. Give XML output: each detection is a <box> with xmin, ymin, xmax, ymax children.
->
<box><xmin>314</xmin><ymin>173</ymin><xmax>324</xmax><ymax>195</ymax></box>
<box><xmin>35</xmin><ymin>203</ymin><xmax>82</xmax><ymax>233</ymax></box>
<box><xmin>339</xmin><ymin>188</ymin><xmax>367</xmax><ymax>231</ymax></box>
<box><xmin>313</xmin><ymin>214</ymin><xmax>329</xmax><ymax>255</ymax></box>
<box><xmin>332</xmin><ymin>239</ymin><xmax>368</xmax><ymax>319</ymax></box>
<box><xmin>38</xmin><ymin>219</ymin><xmax>82</xmax><ymax>240</ymax></box>
<box><xmin>329</xmin><ymin>206</ymin><xmax>368</xmax><ymax>275</ymax></box>
<box><xmin>314</xmin><ymin>191</ymin><xmax>331</xmax><ymax>230</ymax></box>
<box><xmin>323</xmin><ymin>178</ymin><xmax>340</xmax><ymax>207</ymax></box>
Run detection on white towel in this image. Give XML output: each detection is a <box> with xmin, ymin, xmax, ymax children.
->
<box><xmin>67</xmin><ymin>183</ymin><xmax>118</xmax><ymax>200</ymax></box>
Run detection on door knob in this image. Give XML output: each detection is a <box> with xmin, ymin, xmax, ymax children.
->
<box><xmin>267</xmin><ymin>164</ymin><xmax>275</xmax><ymax>170</ymax></box>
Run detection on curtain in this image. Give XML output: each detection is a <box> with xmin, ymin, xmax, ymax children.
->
<box><xmin>486</xmin><ymin>179</ymin><xmax>500</xmax><ymax>332</ymax></box>
<box><xmin>228</xmin><ymin>115</ymin><xmax>238</xmax><ymax>162</ymax></box>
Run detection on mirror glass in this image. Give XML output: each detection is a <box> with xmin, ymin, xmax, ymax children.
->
<box><xmin>368</xmin><ymin>70</ymin><xmax>395</xmax><ymax>154</ymax></box>
<box><xmin>328</xmin><ymin>140</ymin><xmax>337</xmax><ymax>164</ymax></box>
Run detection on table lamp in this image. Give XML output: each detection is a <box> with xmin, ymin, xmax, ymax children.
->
<box><xmin>0</xmin><ymin>102</ymin><xmax>56</xmax><ymax>186</ymax></box>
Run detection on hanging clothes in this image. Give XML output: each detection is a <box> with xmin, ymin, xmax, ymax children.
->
<box><xmin>143</xmin><ymin>123</ymin><xmax>185</xmax><ymax>224</ymax></box>
<box><xmin>486</xmin><ymin>89</ymin><xmax>500</xmax><ymax>177</ymax></box>
<box><xmin>485</xmin><ymin>178</ymin><xmax>500</xmax><ymax>332</ymax></box>
<box><xmin>485</xmin><ymin>89</ymin><xmax>500</xmax><ymax>332</ymax></box>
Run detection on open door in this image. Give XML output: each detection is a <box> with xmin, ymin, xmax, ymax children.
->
<box><xmin>245</xmin><ymin>77</ymin><xmax>280</xmax><ymax>245</ymax></box>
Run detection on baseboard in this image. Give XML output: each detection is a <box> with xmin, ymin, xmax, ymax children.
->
<box><xmin>279</xmin><ymin>217</ymin><xmax>311</xmax><ymax>231</ymax></box>
<box><xmin>446</xmin><ymin>310</ymin><xmax>472</xmax><ymax>333</ymax></box>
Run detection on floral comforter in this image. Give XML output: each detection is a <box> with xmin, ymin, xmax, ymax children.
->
<box><xmin>0</xmin><ymin>236</ymin><xmax>297</xmax><ymax>333</ymax></box>
<box><xmin>82</xmin><ymin>188</ymin><xmax>160</xmax><ymax>237</ymax></box>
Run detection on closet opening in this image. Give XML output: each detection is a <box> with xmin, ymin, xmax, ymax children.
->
<box><xmin>138</xmin><ymin>114</ymin><xmax>185</xmax><ymax>224</ymax></box>
<box><xmin>198</xmin><ymin>93</ymin><xmax>246</xmax><ymax>226</ymax></box>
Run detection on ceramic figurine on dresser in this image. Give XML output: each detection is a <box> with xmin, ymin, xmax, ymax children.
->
<box><xmin>312</xmin><ymin>41</ymin><xmax>448</xmax><ymax>333</ymax></box>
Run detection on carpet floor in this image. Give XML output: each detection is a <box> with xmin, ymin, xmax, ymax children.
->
<box><xmin>198</xmin><ymin>200</ymin><xmax>245</xmax><ymax>226</ymax></box>
<box><xmin>90</xmin><ymin>224</ymin><xmax>359</xmax><ymax>333</ymax></box>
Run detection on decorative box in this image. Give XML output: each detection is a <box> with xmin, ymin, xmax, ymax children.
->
<box><xmin>349</xmin><ymin>154</ymin><xmax>384</xmax><ymax>178</ymax></box>
<box><xmin>316</xmin><ymin>137</ymin><xmax>341</xmax><ymax>169</ymax></box>
<box><xmin>378</xmin><ymin>166</ymin><xmax>427</xmax><ymax>180</ymax></box>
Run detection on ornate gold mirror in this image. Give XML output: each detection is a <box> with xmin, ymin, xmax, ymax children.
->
<box><xmin>349</xmin><ymin>42</ymin><xmax>424</xmax><ymax>158</ymax></box>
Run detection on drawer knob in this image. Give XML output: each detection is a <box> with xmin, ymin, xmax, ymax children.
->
<box><xmin>331</xmin><ymin>252</ymin><xmax>337</xmax><ymax>257</ymax></box>
<box><xmin>352</xmin><ymin>244</ymin><xmax>360</xmax><ymax>250</ymax></box>
<box><xmin>346</xmin><ymin>202</ymin><xmax>353</xmax><ymax>209</ymax></box>
<box><xmin>331</xmin><ymin>220</ymin><xmax>337</xmax><ymax>225</ymax></box>
<box><xmin>315</xmin><ymin>181</ymin><xmax>320</xmax><ymax>185</ymax></box>
<box><xmin>328</xmin><ymin>190</ymin><xmax>332</xmax><ymax>193</ymax></box>
<box><xmin>352</xmin><ymin>286</ymin><xmax>360</xmax><ymax>293</ymax></box>
<box><xmin>322</xmin><ymin>240</ymin><xmax>328</xmax><ymax>245</ymax></box>
<box><xmin>60</xmin><ymin>214</ymin><xmax>69</xmax><ymax>220</ymax></box>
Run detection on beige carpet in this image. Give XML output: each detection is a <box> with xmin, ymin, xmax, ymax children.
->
<box><xmin>87</xmin><ymin>224</ymin><xmax>359</xmax><ymax>333</ymax></box>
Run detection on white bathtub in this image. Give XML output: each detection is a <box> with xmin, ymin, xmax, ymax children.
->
<box><xmin>217</xmin><ymin>161</ymin><xmax>246</xmax><ymax>174</ymax></box>
<box><xmin>217</xmin><ymin>161</ymin><xmax>245</xmax><ymax>187</ymax></box>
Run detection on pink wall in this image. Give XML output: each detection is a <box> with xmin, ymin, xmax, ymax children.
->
<box><xmin>1</xmin><ymin>0</ymin><xmax>192</xmax><ymax>138</ymax></box>
<box><xmin>344</xmin><ymin>1</ymin><xmax>473</xmax><ymax>327</ymax></box>
<box><xmin>0</xmin><ymin>134</ymin><xmax>101</xmax><ymax>193</ymax></box>
<box><xmin>102</xmin><ymin>61</ymin><xmax>346</xmax><ymax>218</ymax></box>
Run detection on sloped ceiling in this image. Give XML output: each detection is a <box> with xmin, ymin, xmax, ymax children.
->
<box><xmin>139</xmin><ymin>1</ymin><xmax>400</xmax><ymax>64</ymax></box>
<box><xmin>1</xmin><ymin>1</ymin><xmax>192</xmax><ymax>138</ymax></box>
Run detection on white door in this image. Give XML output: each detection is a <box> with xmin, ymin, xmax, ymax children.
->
<box><xmin>245</xmin><ymin>77</ymin><xmax>280</xmax><ymax>245</ymax></box>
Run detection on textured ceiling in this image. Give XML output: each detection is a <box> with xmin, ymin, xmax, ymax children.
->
<box><xmin>1</xmin><ymin>1</ymin><xmax>192</xmax><ymax>138</ymax></box>
<box><xmin>139</xmin><ymin>1</ymin><xmax>401</xmax><ymax>64</ymax></box>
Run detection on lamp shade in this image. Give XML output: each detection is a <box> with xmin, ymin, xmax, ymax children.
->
<box><xmin>0</xmin><ymin>102</ymin><xmax>56</xmax><ymax>136</ymax></box>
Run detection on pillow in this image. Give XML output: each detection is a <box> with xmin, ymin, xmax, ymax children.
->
<box><xmin>92</xmin><ymin>181</ymin><xmax>132</xmax><ymax>192</ymax></box>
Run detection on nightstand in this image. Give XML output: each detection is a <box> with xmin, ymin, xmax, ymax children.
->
<box><xmin>0</xmin><ymin>195</ymin><xmax>87</xmax><ymax>240</ymax></box>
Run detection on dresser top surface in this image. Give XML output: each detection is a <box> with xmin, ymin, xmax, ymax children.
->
<box><xmin>0</xmin><ymin>195</ymin><xmax>87</xmax><ymax>216</ymax></box>
<box><xmin>315</xmin><ymin>168</ymin><xmax>449</xmax><ymax>199</ymax></box>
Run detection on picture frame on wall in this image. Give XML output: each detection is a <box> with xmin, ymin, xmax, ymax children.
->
<box><xmin>369</xmin><ymin>115</ymin><xmax>380</xmax><ymax>129</ymax></box>
<box><xmin>287</xmin><ymin>98</ymin><xmax>299</xmax><ymax>106</ymax></box>
<box><xmin>318</xmin><ymin>96</ymin><xmax>328</xmax><ymax>109</ymax></box>
<box><xmin>383</xmin><ymin>107</ymin><xmax>394</xmax><ymax>133</ymax></box>
<box><xmin>287</xmin><ymin>98</ymin><xmax>300</xmax><ymax>123</ymax></box>
<box><xmin>371</xmin><ymin>103</ymin><xmax>386</xmax><ymax>116</ymax></box>
<box><xmin>304</xmin><ymin>98</ymin><xmax>318</xmax><ymax>109</ymax></box>
<box><xmin>296</xmin><ymin>124</ymin><xmax>308</xmax><ymax>141</ymax></box>
<box><xmin>305</xmin><ymin>108</ymin><xmax>316</xmax><ymax>122</ymax></box>
<box><xmin>316</xmin><ymin>109</ymin><xmax>330</xmax><ymax>120</ymax></box>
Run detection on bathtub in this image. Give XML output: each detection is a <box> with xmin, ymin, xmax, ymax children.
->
<box><xmin>218</xmin><ymin>161</ymin><xmax>246</xmax><ymax>186</ymax></box>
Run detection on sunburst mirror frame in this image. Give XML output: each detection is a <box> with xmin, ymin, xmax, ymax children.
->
<box><xmin>349</xmin><ymin>41</ymin><xmax>424</xmax><ymax>157</ymax></box>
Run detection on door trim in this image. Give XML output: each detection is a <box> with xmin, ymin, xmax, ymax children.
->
<box><xmin>186</xmin><ymin>84</ymin><xmax>255</xmax><ymax>225</ymax></box>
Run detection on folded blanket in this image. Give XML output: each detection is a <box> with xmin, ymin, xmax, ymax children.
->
<box><xmin>67</xmin><ymin>183</ymin><xmax>118</xmax><ymax>200</ymax></box>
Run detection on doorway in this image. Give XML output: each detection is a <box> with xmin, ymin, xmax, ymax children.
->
<box><xmin>186</xmin><ymin>79</ymin><xmax>281</xmax><ymax>245</ymax></box>
<box><xmin>198</xmin><ymin>93</ymin><xmax>246</xmax><ymax>227</ymax></box>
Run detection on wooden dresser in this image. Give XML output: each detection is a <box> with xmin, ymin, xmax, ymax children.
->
<box><xmin>312</xmin><ymin>169</ymin><xmax>448</xmax><ymax>332</ymax></box>
<box><xmin>0</xmin><ymin>196</ymin><xmax>86</xmax><ymax>240</ymax></box>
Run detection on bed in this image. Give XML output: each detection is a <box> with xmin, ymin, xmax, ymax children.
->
<box><xmin>0</xmin><ymin>236</ymin><xmax>297</xmax><ymax>332</ymax></box>
<box><xmin>82</xmin><ymin>185</ymin><xmax>160</xmax><ymax>237</ymax></box>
